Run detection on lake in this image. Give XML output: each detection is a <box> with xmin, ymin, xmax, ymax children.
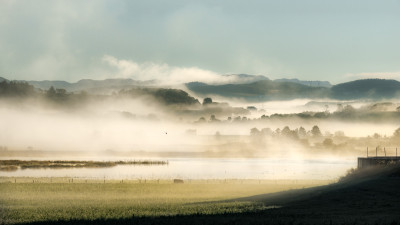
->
<box><xmin>0</xmin><ymin>157</ymin><xmax>356</xmax><ymax>180</ymax></box>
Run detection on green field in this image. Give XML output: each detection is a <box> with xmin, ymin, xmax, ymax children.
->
<box><xmin>0</xmin><ymin>178</ymin><xmax>330</xmax><ymax>224</ymax></box>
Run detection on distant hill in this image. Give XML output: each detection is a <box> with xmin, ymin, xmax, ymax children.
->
<box><xmin>25</xmin><ymin>78</ymin><xmax>157</xmax><ymax>93</ymax></box>
<box><xmin>186</xmin><ymin>80</ymin><xmax>329</xmax><ymax>101</ymax></box>
<box><xmin>27</xmin><ymin>80</ymin><xmax>73</xmax><ymax>90</ymax></box>
<box><xmin>3</xmin><ymin>76</ymin><xmax>400</xmax><ymax>101</ymax></box>
<box><xmin>23</xmin><ymin>74</ymin><xmax>267</xmax><ymax>91</ymax></box>
<box><xmin>187</xmin><ymin>79</ymin><xmax>400</xmax><ymax>101</ymax></box>
<box><xmin>274</xmin><ymin>78</ymin><xmax>332</xmax><ymax>88</ymax></box>
<box><xmin>221</xmin><ymin>74</ymin><xmax>269</xmax><ymax>84</ymax></box>
<box><xmin>1</xmin><ymin>78</ymin><xmax>200</xmax><ymax>105</ymax></box>
<box><xmin>331</xmin><ymin>79</ymin><xmax>400</xmax><ymax>100</ymax></box>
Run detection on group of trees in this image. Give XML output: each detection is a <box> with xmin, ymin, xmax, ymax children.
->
<box><xmin>249</xmin><ymin>125</ymin><xmax>400</xmax><ymax>151</ymax></box>
<box><xmin>0</xmin><ymin>80</ymin><xmax>72</xmax><ymax>100</ymax></box>
<box><xmin>250</xmin><ymin>125</ymin><xmax>323</xmax><ymax>139</ymax></box>
<box><xmin>0</xmin><ymin>79</ymin><xmax>201</xmax><ymax>107</ymax></box>
<box><xmin>250</xmin><ymin>125</ymin><xmax>400</xmax><ymax>140</ymax></box>
<box><xmin>0</xmin><ymin>81</ymin><xmax>35</xmax><ymax>97</ymax></box>
<box><xmin>117</xmin><ymin>88</ymin><xmax>200</xmax><ymax>105</ymax></box>
<box><xmin>257</xmin><ymin>103</ymin><xmax>399</xmax><ymax>122</ymax></box>
<box><xmin>46</xmin><ymin>86</ymin><xmax>71</xmax><ymax>100</ymax></box>
<box><xmin>194</xmin><ymin>101</ymin><xmax>400</xmax><ymax>125</ymax></box>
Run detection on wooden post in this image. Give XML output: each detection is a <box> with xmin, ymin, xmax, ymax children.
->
<box><xmin>376</xmin><ymin>147</ymin><xmax>378</xmax><ymax>157</ymax></box>
<box><xmin>367</xmin><ymin>147</ymin><xmax>368</xmax><ymax>158</ymax></box>
<box><xmin>397</xmin><ymin>148</ymin><xmax>398</xmax><ymax>157</ymax></box>
<box><xmin>384</xmin><ymin>147</ymin><xmax>386</xmax><ymax>157</ymax></box>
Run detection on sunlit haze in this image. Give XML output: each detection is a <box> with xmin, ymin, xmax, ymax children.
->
<box><xmin>1</xmin><ymin>2</ymin><xmax>400</xmax><ymax>224</ymax></box>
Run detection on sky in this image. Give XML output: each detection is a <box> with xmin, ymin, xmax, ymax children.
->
<box><xmin>1</xmin><ymin>0</ymin><xmax>400</xmax><ymax>84</ymax></box>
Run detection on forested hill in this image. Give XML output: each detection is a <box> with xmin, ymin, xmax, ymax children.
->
<box><xmin>186</xmin><ymin>80</ymin><xmax>329</xmax><ymax>101</ymax></box>
<box><xmin>2</xmin><ymin>76</ymin><xmax>400</xmax><ymax>101</ymax></box>
<box><xmin>186</xmin><ymin>79</ymin><xmax>400</xmax><ymax>101</ymax></box>
<box><xmin>0</xmin><ymin>79</ymin><xmax>199</xmax><ymax>106</ymax></box>
<box><xmin>330</xmin><ymin>79</ymin><xmax>400</xmax><ymax>100</ymax></box>
<box><xmin>26</xmin><ymin>78</ymin><xmax>157</xmax><ymax>92</ymax></box>
<box><xmin>274</xmin><ymin>78</ymin><xmax>332</xmax><ymax>88</ymax></box>
<box><xmin>118</xmin><ymin>88</ymin><xmax>200</xmax><ymax>105</ymax></box>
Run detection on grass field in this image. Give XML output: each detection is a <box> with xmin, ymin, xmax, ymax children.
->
<box><xmin>0</xmin><ymin>178</ymin><xmax>330</xmax><ymax>224</ymax></box>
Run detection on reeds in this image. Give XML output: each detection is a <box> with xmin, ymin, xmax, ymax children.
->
<box><xmin>0</xmin><ymin>160</ymin><xmax>168</xmax><ymax>170</ymax></box>
<box><xmin>0</xmin><ymin>165</ymin><xmax>18</xmax><ymax>171</ymax></box>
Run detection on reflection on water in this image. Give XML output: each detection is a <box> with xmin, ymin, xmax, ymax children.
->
<box><xmin>0</xmin><ymin>158</ymin><xmax>356</xmax><ymax>180</ymax></box>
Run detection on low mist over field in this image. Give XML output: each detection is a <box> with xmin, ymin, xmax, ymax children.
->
<box><xmin>1</xmin><ymin>77</ymin><xmax>399</xmax><ymax>160</ymax></box>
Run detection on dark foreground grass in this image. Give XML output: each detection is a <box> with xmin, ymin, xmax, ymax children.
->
<box><xmin>2</xmin><ymin>166</ymin><xmax>400</xmax><ymax>225</ymax></box>
<box><xmin>12</xmin><ymin>210</ymin><xmax>400</xmax><ymax>225</ymax></box>
<box><xmin>0</xmin><ymin>179</ymin><xmax>326</xmax><ymax>225</ymax></box>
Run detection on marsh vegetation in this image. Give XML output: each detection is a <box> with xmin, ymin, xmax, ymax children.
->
<box><xmin>0</xmin><ymin>160</ymin><xmax>168</xmax><ymax>171</ymax></box>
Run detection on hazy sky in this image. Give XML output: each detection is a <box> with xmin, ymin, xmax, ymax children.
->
<box><xmin>1</xmin><ymin>0</ymin><xmax>400</xmax><ymax>84</ymax></box>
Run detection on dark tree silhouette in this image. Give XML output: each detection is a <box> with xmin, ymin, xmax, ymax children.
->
<box><xmin>46</xmin><ymin>86</ymin><xmax>56</xmax><ymax>98</ymax></box>
<box><xmin>393</xmin><ymin>128</ymin><xmax>400</xmax><ymax>138</ymax></box>
<box><xmin>250</xmin><ymin>127</ymin><xmax>260</xmax><ymax>136</ymax></box>
<box><xmin>311</xmin><ymin>125</ymin><xmax>322</xmax><ymax>137</ymax></box>
<box><xmin>298</xmin><ymin>127</ymin><xmax>307</xmax><ymax>138</ymax></box>
<box><xmin>202</xmin><ymin>97</ymin><xmax>212</xmax><ymax>105</ymax></box>
<box><xmin>323</xmin><ymin>138</ymin><xmax>334</xmax><ymax>147</ymax></box>
<box><xmin>0</xmin><ymin>80</ymin><xmax>35</xmax><ymax>97</ymax></box>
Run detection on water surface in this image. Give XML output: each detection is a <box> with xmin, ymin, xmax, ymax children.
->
<box><xmin>0</xmin><ymin>158</ymin><xmax>355</xmax><ymax>180</ymax></box>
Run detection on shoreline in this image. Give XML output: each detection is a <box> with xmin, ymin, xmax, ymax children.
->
<box><xmin>0</xmin><ymin>177</ymin><xmax>334</xmax><ymax>184</ymax></box>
